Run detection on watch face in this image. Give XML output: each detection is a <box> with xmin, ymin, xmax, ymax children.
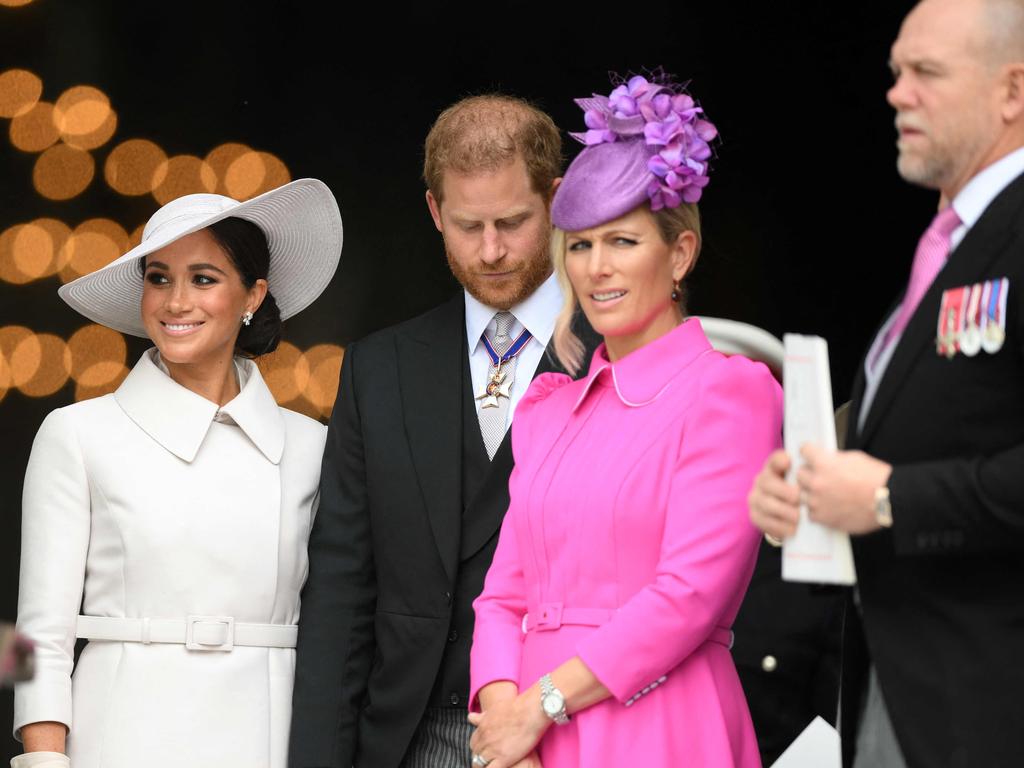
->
<box><xmin>542</xmin><ymin>691</ymin><xmax>565</xmax><ymax>716</ymax></box>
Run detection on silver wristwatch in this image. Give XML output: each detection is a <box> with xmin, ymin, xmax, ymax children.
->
<box><xmin>874</xmin><ymin>486</ymin><xmax>893</xmax><ymax>528</ymax></box>
<box><xmin>539</xmin><ymin>673</ymin><xmax>570</xmax><ymax>725</ymax></box>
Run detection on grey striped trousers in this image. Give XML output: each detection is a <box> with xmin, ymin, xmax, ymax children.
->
<box><xmin>400</xmin><ymin>707</ymin><xmax>474</xmax><ymax>768</ymax></box>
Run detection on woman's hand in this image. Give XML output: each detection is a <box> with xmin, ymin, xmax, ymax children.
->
<box><xmin>468</xmin><ymin>686</ymin><xmax>549</xmax><ymax>768</ymax></box>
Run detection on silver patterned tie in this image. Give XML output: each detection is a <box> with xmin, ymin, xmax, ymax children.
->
<box><xmin>478</xmin><ymin>311</ymin><xmax>518</xmax><ymax>460</ymax></box>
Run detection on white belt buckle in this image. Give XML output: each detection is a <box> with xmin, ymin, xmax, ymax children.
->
<box><xmin>185</xmin><ymin>615</ymin><xmax>235</xmax><ymax>651</ymax></box>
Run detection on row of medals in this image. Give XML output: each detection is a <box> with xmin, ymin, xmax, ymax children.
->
<box><xmin>937</xmin><ymin>278</ymin><xmax>1007</xmax><ymax>358</ymax></box>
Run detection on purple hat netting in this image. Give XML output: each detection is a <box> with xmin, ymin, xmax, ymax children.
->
<box><xmin>570</xmin><ymin>72</ymin><xmax>719</xmax><ymax>210</ymax></box>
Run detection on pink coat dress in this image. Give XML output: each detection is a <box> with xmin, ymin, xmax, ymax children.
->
<box><xmin>470</xmin><ymin>319</ymin><xmax>782</xmax><ymax>767</ymax></box>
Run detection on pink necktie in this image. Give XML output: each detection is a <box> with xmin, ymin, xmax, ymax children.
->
<box><xmin>885</xmin><ymin>205</ymin><xmax>962</xmax><ymax>345</ymax></box>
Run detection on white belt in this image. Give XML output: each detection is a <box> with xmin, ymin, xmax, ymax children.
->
<box><xmin>76</xmin><ymin>615</ymin><xmax>297</xmax><ymax>651</ymax></box>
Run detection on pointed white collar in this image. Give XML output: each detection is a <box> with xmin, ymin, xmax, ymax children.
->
<box><xmin>114</xmin><ymin>348</ymin><xmax>285</xmax><ymax>464</ymax></box>
<box><xmin>464</xmin><ymin>272</ymin><xmax>562</xmax><ymax>349</ymax></box>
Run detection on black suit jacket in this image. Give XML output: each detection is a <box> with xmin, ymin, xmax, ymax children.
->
<box><xmin>289</xmin><ymin>293</ymin><xmax>594</xmax><ymax>768</ymax></box>
<box><xmin>840</xmin><ymin>170</ymin><xmax>1024</xmax><ymax>768</ymax></box>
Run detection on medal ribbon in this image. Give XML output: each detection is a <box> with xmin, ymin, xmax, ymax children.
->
<box><xmin>991</xmin><ymin>277</ymin><xmax>1008</xmax><ymax>330</ymax></box>
<box><xmin>967</xmin><ymin>283</ymin><xmax>983</xmax><ymax>330</ymax></box>
<box><xmin>981</xmin><ymin>280</ymin><xmax>993</xmax><ymax>335</ymax></box>
<box><xmin>936</xmin><ymin>289</ymin><xmax>950</xmax><ymax>354</ymax></box>
<box><xmin>937</xmin><ymin>286</ymin><xmax>966</xmax><ymax>358</ymax></box>
<box><xmin>482</xmin><ymin>327</ymin><xmax>533</xmax><ymax>368</ymax></box>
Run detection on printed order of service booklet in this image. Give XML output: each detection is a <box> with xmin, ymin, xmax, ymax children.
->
<box><xmin>781</xmin><ymin>334</ymin><xmax>857</xmax><ymax>586</ymax></box>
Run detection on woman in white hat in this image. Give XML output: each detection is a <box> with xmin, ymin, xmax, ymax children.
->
<box><xmin>11</xmin><ymin>179</ymin><xmax>343</xmax><ymax>768</ymax></box>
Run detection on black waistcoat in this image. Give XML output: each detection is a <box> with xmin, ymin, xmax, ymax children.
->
<box><xmin>427</xmin><ymin>350</ymin><xmax>500</xmax><ymax>708</ymax></box>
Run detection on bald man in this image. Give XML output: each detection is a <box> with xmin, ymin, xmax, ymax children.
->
<box><xmin>749</xmin><ymin>0</ymin><xmax>1024</xmax><ymax>766</ymax></box>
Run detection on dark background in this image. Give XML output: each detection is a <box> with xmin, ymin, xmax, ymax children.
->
<box><xmin>1</xmin><ymin>0</ymin><xmax>926</xmax><ymax>759</ymax></box>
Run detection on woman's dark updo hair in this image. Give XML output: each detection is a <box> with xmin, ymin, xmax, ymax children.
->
<box><xmin>205</xmin><ymin>217</ymin><xmax>282</xmax><ymax>358</ymax></box>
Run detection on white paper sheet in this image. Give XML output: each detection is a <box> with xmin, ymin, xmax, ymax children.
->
<box><xmin>781</xmin><ymin>334</ymin><xmax>857</xmax><ymax>585</ymax></box>
<box><xmin>770</xmin><ymin>716</ymin><xmax>842</xmax><ymax>768</ymax></box>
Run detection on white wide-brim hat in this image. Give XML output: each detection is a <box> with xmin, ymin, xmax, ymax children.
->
<box><xmin>58</xmin><ymin>178</ymin><xmax>343</xmax><ymax>337</ymax></box>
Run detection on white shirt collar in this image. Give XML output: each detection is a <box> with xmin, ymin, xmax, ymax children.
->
<box><xmin>464</xmin><ymin>271</ymin><xmax>563</xmax><ymax>349</ymax></box>
<box><xmin>952</xmin><ymin>146</ymin><xmax>1024</xmax><ymax>230</ymax></box>
<box><xmin>114</xmin><ymin>348</ymin><xmax>285</xmax><ymax>464</ymax></box>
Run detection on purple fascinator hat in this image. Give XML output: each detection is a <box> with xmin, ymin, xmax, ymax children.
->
<box><xmin>551</xmin><ymin>72</ymin><xmax>718</xmax><ymax>232</ymax></box>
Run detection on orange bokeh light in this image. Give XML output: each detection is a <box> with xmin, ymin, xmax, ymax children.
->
<box><xmin>59</xmin><ymin>218</ymin><xmax>130</xmax><ymax>283</ymax></box>
<box><xmin>9</xmin><ymin>101</ymin><xmax>58</xmax><ymax>152</ymax></box>
<box><xmin>151</xmin><ymin>154</ymin><xmax>216</xmax><ymax>205</ymax></box>
<box><xmin>54</xmin><ymin>86</ymin><xmax>118</xmax><ymax>151</ymax></box>
<box><xmin>54</xmin><ymin>86</ymin><xmax>110</xmax><ymax>133</ymax></box>
<box><xmin>0</xmin><ymin>218</ymin><xmax>72</xmax><ymax>284</ymax></box>
<box><xmin>301</xmin><ymin>344</ymin><xmax>344</xmax><ymax>415</ymax></box>
<box><xmin>8</xmin><ymin>330</ymin><xmax>40</xmax><ymax>388</ymax></box>
<box><xmin>205</xmin><ymin>143</ymin><xmax>252</xmax><ymax>195</ymax></box>
<box><xmin>0</xmin><ymin>326</ymin><xmax>34</xmax><ymax>387</ymax></box>
<box><xmin>0</xmin><ymin>344</ymin><xmax>9</xmax><ymax>405</ymax></box>
<box><xmin>128</xmin><ymin>223</ymin><xmax>145</xmax><ymax>248</ymax></box>
<box><xmin>62</xmin><ymin>108</ymin><xmax>117</xmax><ymax>151</ymax></box>
<box><xmin>0</xmin><ymin>326</ymin><xmax>70</xmax><ymax>397</ymax></box>
<box><xmin>75</xmin><ymin>362</ymin><xmax>129</xmax><ymax>401</ymax></box>
<box><xmin>33</xmin><ymin>143</ymin><xmax>95</xmax><ymax>200</ymax></box>
<box><xmin>257</xmin><ymin>341</ymin><xmax>310</xmax><ymax>404</ymax></box>
<box><xmin>224</xmin><ymin>151</ymin><xmax>291</xmax><ymax>200</ymax></box>
<box><xmin>0</xmin><ymin>0</ymin><xmax>36</xmax><ymax>6</ymax></box>
<box><xmin>105</xmin><ymin>139</ymin><xmax>168</xmax><ymax>195</ymax></box>
<box><xmin>18</xmin><ymin>333</ymin><xmax>70</xmax><ymax>397</ymax></box>
<box><xmin>67</xmin><ymin>324</ymin><xmax>127</xmax><ymax>382</ymax></box>
<box><xmin>255</xmin><ymin>342</ymin><xmax>343</xmax><ymax>419</ymax></box>
<box><xmin>0</xmin><ymin>68</ymin><xmax>42</xmax><ymax>118</ymax></box>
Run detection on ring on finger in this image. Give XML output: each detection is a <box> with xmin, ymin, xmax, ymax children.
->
<box><xmin>764</xmin><ymin>532</ymin><xmax>783</xmax><ymax>547</ymax></box>
<box><xmin>472</xmin><ymin>754</ymin><xmax>492</xmax><ymax>767</ymax></box>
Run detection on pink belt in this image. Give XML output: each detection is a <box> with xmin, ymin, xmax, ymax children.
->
<box><xmin>522</xmin><ymin>602</ymin><xmax>734</xmax><ymax>649</ymax></box>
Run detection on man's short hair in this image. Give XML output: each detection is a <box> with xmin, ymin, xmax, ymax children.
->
<box><xmin>423</xmin><ymin>94</ymin><xmax>562</xmax><ymax>203</ymax></box>
<box><xmin>981</xmin><ymin>0</ymin><xmax>1024</xmax><ymax>65</ymax></box>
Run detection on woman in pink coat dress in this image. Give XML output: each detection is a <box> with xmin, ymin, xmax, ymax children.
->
<box><xmin>467</xmin><ymin>74</ymin><xmax>782</xmax><ymax>768</ymax></box>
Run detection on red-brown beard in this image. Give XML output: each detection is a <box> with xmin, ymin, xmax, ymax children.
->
<box><xmin>444</xmin><ymin>236</ymin><xmax>552</xmax><ymax>310</ymax></box>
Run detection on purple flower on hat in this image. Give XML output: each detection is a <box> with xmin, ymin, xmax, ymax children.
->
<box><xmin>582</xmin><ymin>109</ymin><xmax>617</xmax><ymax>145</ymax></box>
<box><xmin>608</xmin><ymin>75</ymin><xmax>656</xmax><ymax>118</ymax></box>
<box><xmin>567</xmin><ymin>73</ymin><xmax>719</xmax><ymax>209</ymax></box>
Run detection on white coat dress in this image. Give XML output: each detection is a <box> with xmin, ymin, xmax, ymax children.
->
<box><xmin>13</xmin><ymin>348</ymin><xmax>326</xmax><ymax>768</ymax></box>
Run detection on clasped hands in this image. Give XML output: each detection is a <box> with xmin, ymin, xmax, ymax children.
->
<box><xmin>748</xmin><ymin>444</ymin><xmax>893</xmax><ymax>540</ymax></box>
<box><xmin>468</xmin><ymin>681</ymin><xmax>548</xmax><ymax>768</ymax></box>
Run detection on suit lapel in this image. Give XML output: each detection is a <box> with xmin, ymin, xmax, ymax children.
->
<box><xmin>846</xmin><ymin>297</ymin><xmax>900</xmax><ymax>450</ymax></box>
<box><xmin>857</xmin><ymin>174</ymin><xmax>1024</xmax><ymax>446</ymax></box>
<box><xmin>397</xmin><ymin>293</ymin><xmax>464</xmax><ymax>582</ymax></box>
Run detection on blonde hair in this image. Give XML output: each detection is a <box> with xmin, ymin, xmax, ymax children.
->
<box><xmin>551</xmin><ymin>203</ymin><xmax>703</xmax><ymax>375</ymax></box>
<box><xmin>423</xmin><ymin>94</ymin><xmax>562</xmax><ymax>202</ymax></box>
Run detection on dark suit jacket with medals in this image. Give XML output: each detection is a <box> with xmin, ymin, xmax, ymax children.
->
<box><xmin>289</xmin><ymin>292</ymin><xmax>596</xmax><ymax>768</ymax></box>
<box><xmin>840</xmin><ymin>169</ymin><xmax>1024</xmax><ymax>768</ymax></box>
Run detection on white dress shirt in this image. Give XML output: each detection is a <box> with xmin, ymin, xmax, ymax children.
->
<box><xmin>464</xmin><ymin>272</ymin><xmax>563</xmax><ymax>430</ymax></box>
<box><xmin>859</xmin><ymin>146</ymin><xmax>1024</xmax><ymax>428</ymax></box>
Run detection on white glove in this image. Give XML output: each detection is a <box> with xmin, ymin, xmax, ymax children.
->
<box><xmin>10</xmin><ymin>753</ymin><xmax>70</xmax><ymax>768</ymax></box>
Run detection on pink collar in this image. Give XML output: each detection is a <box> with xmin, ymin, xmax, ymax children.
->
<box><xmin>573</xmin><ymin>318</ymin><xmax>714</xmax><ymax>411</ymax></box>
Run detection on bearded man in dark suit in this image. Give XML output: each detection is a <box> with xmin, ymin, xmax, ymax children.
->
<box><xmin>749</xmin><ymin>1</ymin><xmax>1024</xmax><ymax>766</ymax></box>
<box><xmin>289</xmin><ymin>95</ymin><xmax>594</xmax><ymax>768</ymax></box>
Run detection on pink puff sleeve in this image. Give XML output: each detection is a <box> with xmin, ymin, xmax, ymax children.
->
<box><xmin>469</xmin><ymin>372</ymin><xmax>572</xmax><ymax>710</ymax></box>
<box><xmin>575</xmin><ymin>357</ymin><xmax>783</xmax><ymax>703</ymax></box>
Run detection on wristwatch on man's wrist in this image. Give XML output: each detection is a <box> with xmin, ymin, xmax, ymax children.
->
<box><xmin>874</xmin><ymin>486</ymin><xmax>893</xmax><ymax>528</ymax></box>
<box><xmin>539</xmin><ymin>673</ymin><xmax>570</xmax><ymax>725</ymax></box>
